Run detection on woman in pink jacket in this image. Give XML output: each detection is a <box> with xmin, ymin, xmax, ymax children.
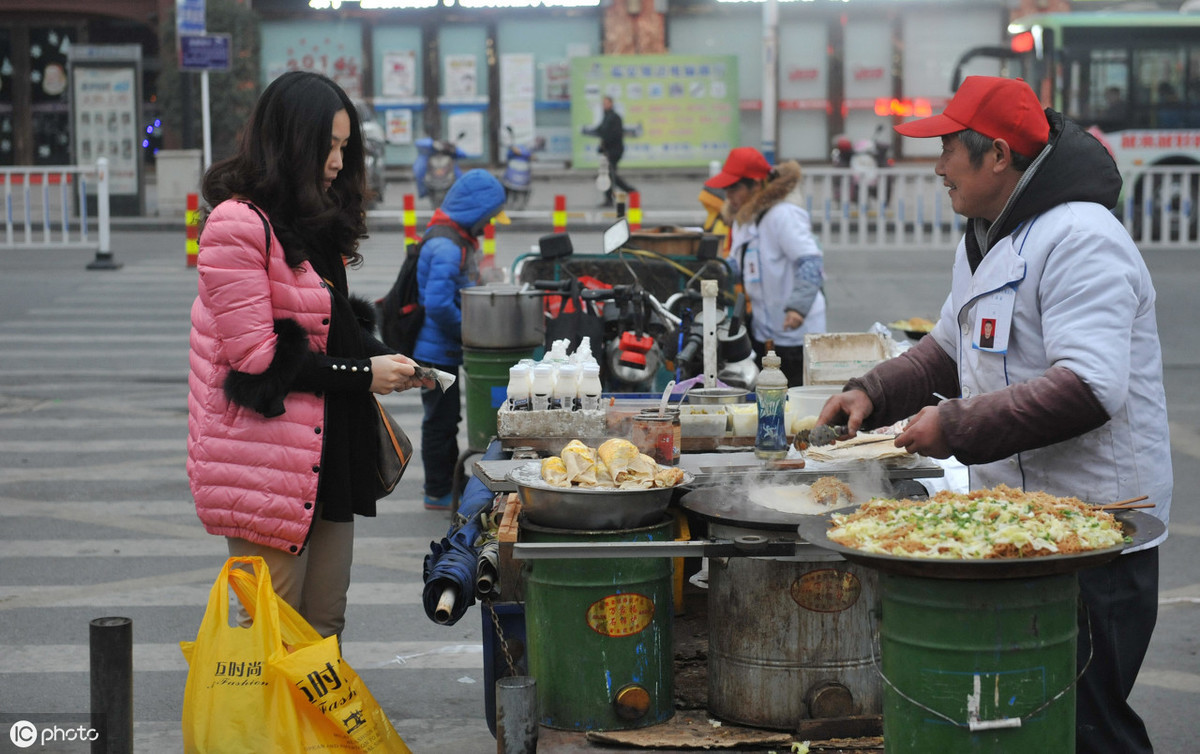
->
<box><xmin>187</xmin><ymin>71</ymin><xmax>430</xmax><ymax>640</ymax></box>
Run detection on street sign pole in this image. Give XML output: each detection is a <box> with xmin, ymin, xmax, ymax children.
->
<box><xmin>201</xmin><ymin>70</ymin><xmax>212</xmax><ymax>170</ymax></box>
<box><xmin>178</xmin><ymin>32</ymin><xmax>229</xmax><ymax>170</ymax></box>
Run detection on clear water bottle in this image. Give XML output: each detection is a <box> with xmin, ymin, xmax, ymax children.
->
<box><xmin>755</xmin><ymin>350</ymin><xmax>789</xmax><ymax>460</ymax></box>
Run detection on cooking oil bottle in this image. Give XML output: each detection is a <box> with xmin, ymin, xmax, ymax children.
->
<box><xmin>755</xmin><ymin>349</ymin><xmax>789</xmax><ymax>460</ymax></box>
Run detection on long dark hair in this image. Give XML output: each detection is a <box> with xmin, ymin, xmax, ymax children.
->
<box><xmin>202</xmin><ymin>71</ymin><xmax>368</xmax><ymax>268</ymax></box>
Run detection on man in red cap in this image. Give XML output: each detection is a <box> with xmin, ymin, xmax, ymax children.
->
<box><xmin>707</xmin><ymin>146</ymin><xmax>826</xmax><ymax>385</ymax></box>
<box><xmin>819</xmin><ymin>76</ymin><xmax>1170</xmax><ymax>754</ymax></box>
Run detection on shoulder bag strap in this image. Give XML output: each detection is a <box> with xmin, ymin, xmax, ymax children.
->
<box><xmin>240</xmin><ymin>201</ymin><xmax>272</xmax><ymax>270</ymax></box>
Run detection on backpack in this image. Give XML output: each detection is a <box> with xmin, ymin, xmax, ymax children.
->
<box><xmin>377</xmin><ymin>225</ymin><xmax>469</xmax><ymax>355</ymax></box>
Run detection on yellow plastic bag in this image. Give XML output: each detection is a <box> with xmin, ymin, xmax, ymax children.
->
<box><xmin>181</xmin><ymin>556</ymin><xmax>411</xmax><ymax>753</ymax></box>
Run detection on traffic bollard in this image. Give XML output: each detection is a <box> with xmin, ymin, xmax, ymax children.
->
<box><xmin>495</xmin><ymin>676</ymin><xmax>538</xmax><ymax>754</ymax></box>
<box><xmin>90</xmin><ymin>616</ymin><xmax>133</xmax><ymax>754</ymax></box>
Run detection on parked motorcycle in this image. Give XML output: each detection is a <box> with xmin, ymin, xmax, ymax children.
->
<box><xmin>525</xmin><ymin>219</ymin><xmax>751</xmax><ymax>393</ymax></box>
<box><xmin>500</xmin><ymin>125</ymin><xmax>544</xmax><ymax>211</ymax></box>
<box><xmin>831</xmin><ymin>124</ymin><xmax>893</xmax><ymax>204</ymax></box>
<box><xmin>414</xmin><ymin>132</ymin><xmax>468</xmax><ymax>208</ymax></box>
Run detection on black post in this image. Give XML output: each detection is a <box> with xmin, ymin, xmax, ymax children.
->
<box><xmin>181</xmin><ymin>73</ymin><xmax>194</xmax><ymax>149</ymax></box>
<box><xmin>90</xmin><ymin>617</ymin><xmax>133</xmax><ymax>754</ymax></box>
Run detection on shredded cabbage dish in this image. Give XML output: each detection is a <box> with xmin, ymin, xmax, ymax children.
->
<box><xmin>827</xmin><ymin>485</ymin><xmax>1129</xmax><ymax>559</ymax></box>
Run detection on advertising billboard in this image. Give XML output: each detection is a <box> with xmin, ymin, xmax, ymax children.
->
<box><xmin>571</xmin><ymin>54</ymin><xmax>739</xmax><ymax>169</ymax></box>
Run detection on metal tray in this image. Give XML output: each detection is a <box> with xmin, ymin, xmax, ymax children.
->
<box><xmin>506</xmin><ymin>461</ymin><xmax>694</xmax><ymax>531</ymax></box>
<box><xmin>795</xmin><ymin>506</ymin><xmax>1164</xmax><ymax>580</ymax></box>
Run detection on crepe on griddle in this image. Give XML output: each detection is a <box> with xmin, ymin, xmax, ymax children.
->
<box><xmin>804</xmin><ymin>432</ymin><xmax>908</xmax><ymax>463</ymax></box>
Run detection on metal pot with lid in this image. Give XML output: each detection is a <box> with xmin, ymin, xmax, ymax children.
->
<box><xmin>461</xmin><ymin>284</ymin><xmax>543</xmax><ymax>349</ymax></box>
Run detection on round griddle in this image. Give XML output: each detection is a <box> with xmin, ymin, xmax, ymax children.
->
<box><xmin>795</xmin><ymin>506</ymin><xmax>1165</xmax><ymax>580</ymax></box>
<box><xmin>680</xmin><ymin>480</ymin><xmax>921</xmax><ymax>532</ymax></box>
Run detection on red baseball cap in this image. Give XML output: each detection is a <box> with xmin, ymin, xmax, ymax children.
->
<box><xmin>895</xmin><ymin>76</ymin><xmax>1050</xmax><ymax>158</ymax></box>
<box><xmin>706</xmin><ymin>147</ymin><xmax>771</xmax><ymax>189</ymax></box>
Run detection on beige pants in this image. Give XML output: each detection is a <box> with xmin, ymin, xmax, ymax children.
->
<box><xmin>226</xmin><ymin>512</ymin><xmax>355</xmax><ymax>641</ymax></box>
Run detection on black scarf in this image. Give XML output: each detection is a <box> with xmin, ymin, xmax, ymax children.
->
<box><xmin>306</xmin><ymin>245</ymin><xmax>378</xmax><ymax>521</ymax></box>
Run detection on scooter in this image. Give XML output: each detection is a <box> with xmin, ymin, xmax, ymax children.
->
<box><xmin>414</xmin><ymin>132</ymin><xmax>468</xmax><ymax>208</ymax></box>
<box><xmin>831</xmin><ymin>124</ymin><xmax>893</xmax><ymax>204</ymax></box>
<box><xmin>524</xmin><ymin>219</ymin><xmax>749</xmax><ymax>393</ymax></box>
<box><xmin>500</xmin><ymin>125</ymin><xmax>544</xmax><ymax>211</ymax></box>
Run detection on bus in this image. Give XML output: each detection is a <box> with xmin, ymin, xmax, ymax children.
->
<box><xmin>952</xmin><ymin>11</ymin><xmax>1200</xmax><ymax>240</ymax></box>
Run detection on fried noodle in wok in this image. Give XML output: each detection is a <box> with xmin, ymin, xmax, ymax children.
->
<box><xmin>827</xmin><ymin>485</ymin><xmax>1128</xmax><ymax>559</ymax></box>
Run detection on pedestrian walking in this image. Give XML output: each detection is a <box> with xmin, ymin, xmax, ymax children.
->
<box><xmin>411</xmin><ymin>169</ymin><xmax>510</xmax><ymax>510</ymax></box>
<box><xmin>584</xmin><ymin>95</ymin><xmax>638</xmax><ymax>207</ymax></box>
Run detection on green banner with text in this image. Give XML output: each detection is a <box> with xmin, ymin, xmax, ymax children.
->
<box><xmin>571</xmin><ymin>54</ymin><xmax>739</xmax><ymax>169</ymax></box>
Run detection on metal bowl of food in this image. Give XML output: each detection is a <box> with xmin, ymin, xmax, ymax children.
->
<box><xmin>686</xmin><ymin>387</ymin><xmax>750</xmax><ymax>405</ymax></box>
<box><xmin>506</xmin><ymin>461</ymin><xmax>693</xmax><ymax>530</ymax></box>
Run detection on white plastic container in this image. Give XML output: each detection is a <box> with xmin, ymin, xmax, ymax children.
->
<box><xmin>556</xmin><ymin>364</ymin><xmax>580</xmax><ymax>411</ymax></box>
<box><xmin>531</xmin><ymin>363</ymin><xmax>555</xmax><ymax>411</ymax></box>
<box><xmin>787</xmin><ymin>385</ymin><xmax>843</xmax><ymax>422</ymax></box>
<box><xmin>507</xmin><ymin>364</ymin><xmax>531</xmax><ymax>411</ymax></box>
<box><xmin>579</xmin><ymin>362</ymin><xmax>603</xmax><ymax>411</ymax></box>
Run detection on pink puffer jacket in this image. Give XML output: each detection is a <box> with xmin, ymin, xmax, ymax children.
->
<box><xmin>187</xmin><ymin>200</ymin><xmax>331</xmax><ymax>554</ymax></box>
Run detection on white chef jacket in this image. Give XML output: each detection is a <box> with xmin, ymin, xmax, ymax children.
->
<box><xmin>929</xmin><ymin>202</ymin><xmax>1171</xmax><ymax>551</ymax></box>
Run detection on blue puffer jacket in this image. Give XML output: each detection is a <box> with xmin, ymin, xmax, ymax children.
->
<box><xmin>412</xmin><ymin>169</ymin><xmax>507</xmax><ymax>367</ymax></box>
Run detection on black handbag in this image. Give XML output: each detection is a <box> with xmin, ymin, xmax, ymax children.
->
<box><xmin>374</xmin><ymin>399</ymin><xmax>413</xmax><ymax>499</ymax></box>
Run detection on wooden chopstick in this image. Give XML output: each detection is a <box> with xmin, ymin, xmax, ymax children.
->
<box><xmin>1099</xmin><ymin>502</ymin><xmax>1155</xmax><ymax>511</ymax></box>
<box><xmin>1105</xmin><ymin>495</ymin><xmax>1150</xmax><ymax>508</ymax></box>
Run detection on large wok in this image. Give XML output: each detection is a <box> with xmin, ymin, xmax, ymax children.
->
<box><xmin>795</xmin><ymin>507</ymin><xmax>1164</xmax><ymax>580</ymax></box>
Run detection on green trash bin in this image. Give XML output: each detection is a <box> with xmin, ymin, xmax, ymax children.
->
<box><xmin>462</xmin><ymin>346</ymin><xmax>532</xmax><ymax>450</ymax></box>
<box><xmin>879</xmin><ymin>572</ymin><xmax>1079</xmax><ymax>753</ymax></box>
<box><xmin>522</xmin><ymin>516</ymin><xmax>675</xmax><ymax>731</ymax></box>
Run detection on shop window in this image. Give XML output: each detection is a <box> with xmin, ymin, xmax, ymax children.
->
<box><xmin>29</xmin><ymin>27</ymin><xmax>73</xmax><ymax>165</ymax></box>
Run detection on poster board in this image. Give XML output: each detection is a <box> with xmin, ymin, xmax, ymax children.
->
<box><xmin>67</xmin><ymin>45</ymin><xmax>144</xmax><ymax>216</ymax></box>
<box><xmin>571</xmin><ymin>54</ymin><xmax>738</xmax><ymax>169</ymax></box>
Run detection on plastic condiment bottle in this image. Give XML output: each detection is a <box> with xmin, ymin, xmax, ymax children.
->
<box><xmin>579</xmin><ymin>362</ymin><xmax>603</xmax><ymax>411</ymax></box>
<box><xmin>556</xmin><ymin>363</ymin><xmax>580</xmax><ymax>411</ymax></box>
<box><xmin>531</xmin><ymin>363</ymin><xmax>555</xmax><ymax>411</ymax></box>
<box><xmin>506</xmin><ymin>364</ymin><xmax>531</xmax><ymax>411</ymax></box>
<box><xmin>754</xmin><ymin>350</ymin><xmax>789</xmax><ymax>460</ymax></box>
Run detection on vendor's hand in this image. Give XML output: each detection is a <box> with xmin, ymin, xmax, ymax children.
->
<box><xmin>783</xmin><ymin>310</ymin><xmax>805</xmax><ymax>330</ymax></box>
<box><xmin>817</xmin><ymin>388</ymin><xmax>873</xmax><ymax>436</ymax></box>
<box><xmin>894</xmin><ymin>405</ymin><xmax>951</xmax><ymax>459</ymax></box>
<box><xmin>369</xmin><ymin>354</ymin><xmax>432</xmax><ymax>394</ymax></box>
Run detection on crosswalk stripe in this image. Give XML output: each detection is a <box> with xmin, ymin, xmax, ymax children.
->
<box><xmin>0</xmin><ymin>499</ymin><xmax>431</xmax><ymax>518</ymax></box>
<box><xmin>0</xmin><ymin>537</ymin><xmax>436</xmax><ymax>559</ymax></box>
<box><xmin>0</xmin><ymin>334</ymin><xmax>183</xmax><ymax>342</ymax></box>
<box><xmin>0</xmin><ymin>641</ymin><xmax>483</xmax><ymax>674</ymax></box>
<box><xmin>0</xmin><ymin>581</ymin><xmax>423</xmax><ymax>609</ymax></box>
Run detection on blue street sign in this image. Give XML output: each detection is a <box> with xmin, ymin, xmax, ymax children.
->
<box><xmin>177</xmin><ymin>0</ymin><xmax>206</xmax><ymax>35</ymax></box>
<box><xmin>179</xmin><ymin>34</ymin><xmax>230</xmax><ymax>72</ymax></box>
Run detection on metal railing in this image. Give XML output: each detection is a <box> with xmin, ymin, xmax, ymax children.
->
<box><xmin>0</xmin><ymin>158</ymin><xmax>112</xmax><ymax>262</ymax></box>
<box><xmin>798</xmin><ymin>164</ymin><xmax>1200</xmax><ymax>252</ymax></box>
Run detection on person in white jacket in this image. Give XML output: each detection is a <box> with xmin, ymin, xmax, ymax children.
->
<box><xmin>707</xmin><ymin>147</ymin><xmax>826</xmax><ymax>385</ymax></box>
<box><xmin>819</xmin><ymin>76</ymin><xmax>1171</xmax><ymax>754</ymax></box>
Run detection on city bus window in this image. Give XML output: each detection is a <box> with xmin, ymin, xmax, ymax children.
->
<box><xmin>1077</xmin><ymin>48</ymin><xmax>1128</xmax><ymax>130</ymax></box>
<box><xmin>1135</xmin><ymin>47</ymin><xmax>1195</xmax><ymax>128</ymax></box>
